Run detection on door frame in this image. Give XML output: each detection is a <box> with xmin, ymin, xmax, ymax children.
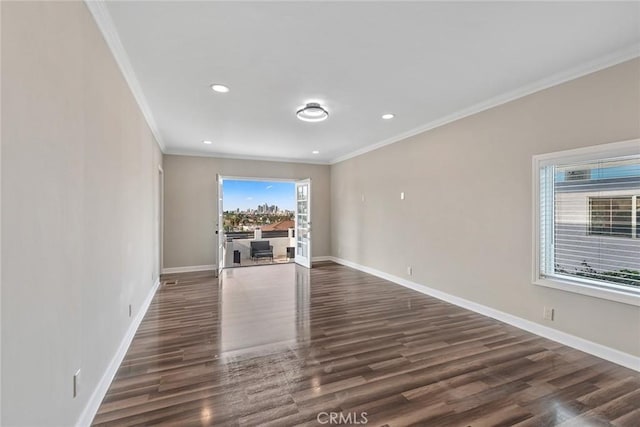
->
<box><xmin>216</xmin><ymin>174</ymin><xmax>224</xmax><ymax>277</ymax></box>
<box><xmin>158</xmin><ymin>165</ymin><xmax>164</xmax><ymax>277</ymax></box>
<box><xmin>217</xmin><ymin>175</ymin><xmax>310</xmax><ymax>269</ymax></box>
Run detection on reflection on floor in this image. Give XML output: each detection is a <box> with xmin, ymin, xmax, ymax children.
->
<box><xmin>92</xmin><ymin>263</ymin><xmax>640</xmax><ymax>426</ymax></box>
<box><xmin>219</xmin><ymin>264</ymin><xmax>309</xmax><ymax>354</ymax></box>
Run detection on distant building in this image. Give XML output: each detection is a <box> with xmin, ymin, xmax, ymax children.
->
<box><xmin>256</xmin><ymin>203</ymin><xmax>279</xmax><ymax>214</ymax></box>
<box><xmin>555</xmin><ymin>163</ymin><xmax>639</xmax><ymax>275</ymax></box>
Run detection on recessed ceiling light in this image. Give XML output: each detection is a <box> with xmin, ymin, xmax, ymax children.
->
<box><xmin>312</xmin><ymin>150</ymin><xmax>320</xmax><ymax>154</ymax></box>
<box><xmin>203</xmin><ymin>140</ymin><xmax>213</xmax><ymax>144</ymax></box>
<box><xmin>210</xmin><ymin>84</ymin><xmax>229</xmax><ymax>93</ymax></box>
<box><xmin>382</xmin><ymin>113</ymin><xmax>395</xmax><ymax>120</ymax></box>
<box><xmin>297</xmin><ymin>103</ymin><xmax>329</xmax><ymax>122</ymax></box>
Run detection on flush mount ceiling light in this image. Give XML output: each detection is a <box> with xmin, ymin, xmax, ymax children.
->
<box><xmin>312</xmin><ymin>150</ymin><xmax>320</xmax><ymax>154</ymax></box>
<box><xmin>296</xmin><ymin>103</ymin><xmax>329</xmax><ymax>122</ymax></box>
<box><xmin>382</xmin><ymin>113</ymin><xmax>395</xmax><ymax>120</ymax></box>
<box><xmin>210</xmin><ymin>84</ymin><xmax>229</xmax><ymax>93</ymax></box>
<box><xmin>202</xmin><ymin>140</ymin><xmax>213</xmax><ymax>144</ymax></box>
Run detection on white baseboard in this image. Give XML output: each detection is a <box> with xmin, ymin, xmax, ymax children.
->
<box><xmin>328</xmin><ymin>256</ymin><xmax>640</xmax><ymax>372</ymax></box>
<box><xmin>312</xmin><ymin>256</ymin><xmax>333</xmax><ymax>263</ymax></box>
<box><xmin>161</xmin><ymin>264</ymin><xmax>216</xmax><ymax>274</ymax></box>
<box><xmin>76</xmin><ymin>277</ymin><xmax>161</xmax><ymax>427</ymax></box>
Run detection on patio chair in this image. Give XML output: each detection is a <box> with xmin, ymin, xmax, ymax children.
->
<box><xmin>250</xmin><ymin>240</ymin><xmax>273</xmax><ymax>261</ymax></box>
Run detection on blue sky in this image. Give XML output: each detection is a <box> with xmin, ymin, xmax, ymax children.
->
<box><xmin>557</xmin><ymin>164</ymin><xmax>639</xmax><ymax>181</ymax></box>
<box><xmin>222</xmin><ymin>180</ymin><xmax>295</xmax><ymax>211</ymax></box>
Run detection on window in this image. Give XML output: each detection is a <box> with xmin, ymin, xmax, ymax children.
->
<box><xmin>533</xmin><ymin>139</ymin><xmax>640</xmax><ymax>306</ymax></box>
<box><xmin>637</xmin><ymin>198</ymin><xmax>640</xmax><ymax>238</ymax></box>
<box><xmin>588</xmin><ymin>196</ymin><xmax>636</xmax><ymax>238</ymax></box>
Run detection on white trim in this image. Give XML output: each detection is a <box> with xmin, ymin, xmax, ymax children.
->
<box><xmin>532</xmin><ymin>138</ymin><xmax>640</xmax><ymax>307</ymax></box>
<box><xmin>533</xmin><ymin>138</ymin><xmax>640</xmax><ymax>167</ymax></box>
<box><xmin>330</xmin><ymin>45</ymin><xmax>640</xmax><ymax>165</ymax></box>
<box><xmin>328</xmin><ymin>256</ymin><xmax>640</xmax><ymax>372</ymax></box>
<box><xmin>76</xmin><ymin>278</ymin><xmax>161</xmax><ymax>427</ymax></box>
<box><xmin>312</xmin><ymin>256</ymin><xmax>332</xmax><ymax>263</ymax></box>
<box><xmin>535</xmin><ymin>277</ymin><xmax>640</xmax><ymax>307</ymax></box>
<box><xmin>161</xmin><ymin>264</ymin><xmax>216</xmax><ymax>274</ymax></box>
<box><xmin>84</xmin><ymin>0</ymin><xmax>166</xmax><ymax>152</ymax></box>
<box><xmin>163</xmin><ymin>149</ymin><xmax>330</xmax><ymax>166</ymax></box>
<box><xmin>219</xmin><ymin>175</ymin><xmax>306</xmax><ymax>183</ymax></box>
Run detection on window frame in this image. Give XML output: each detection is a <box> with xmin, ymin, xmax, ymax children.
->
<box><xmin>532</xmin><ymin>139</ymin><xmax>640</xmax><ymax>307</ymax></box>
<box><xmin>587</xmin><ymin>195</ymin><xmax>636</xmax><ymax>238</ymax></box>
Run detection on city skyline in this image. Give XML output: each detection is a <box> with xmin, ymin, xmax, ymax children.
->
<box><xmin>222</xmin><ymin>180</ymin><xmax>295</xmax><ymax>211</ymax></box>
<box><xmin>225</xmin><ymin>203</ymin><xmax>293</xmax><ymax>214</ymax></box>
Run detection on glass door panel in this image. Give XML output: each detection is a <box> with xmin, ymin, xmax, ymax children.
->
<box><xmin>295</xmin><ymin>179</ymin><xmax>311</xmax><ymax>268</ymax></box>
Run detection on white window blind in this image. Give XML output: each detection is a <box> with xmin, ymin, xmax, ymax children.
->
<box><xmin>538</xmin><ymin>154</ymin><xmax>640</xmax><ymax>293</ymax></box>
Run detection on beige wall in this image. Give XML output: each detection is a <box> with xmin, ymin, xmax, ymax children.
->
<box><xmin>331</xmin><ymin>59</ymin><xmax>640</xmax><ymax>357</ymax></box>
<box><xmin>1</xmin><ymin>2</ymin><xmax>163</xmax><ymax>426</ymax></box>
<box><xmin>163</xmin><ymin>155</ymin><xmax>331</xmax><ymax>269</ymax></box>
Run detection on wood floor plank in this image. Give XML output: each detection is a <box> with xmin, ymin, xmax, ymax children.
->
<box><xmin>92</xmin><ymin>263</ymin><xmax>640</xmax><ymax>426</ymax></box>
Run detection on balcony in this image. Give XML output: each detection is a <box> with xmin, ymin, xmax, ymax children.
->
<box><xmin>222</xmin><ymin>230</ymin><xmax>295</xmax><ymax>267</ymax></box>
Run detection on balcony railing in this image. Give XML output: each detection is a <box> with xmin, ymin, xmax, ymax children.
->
<box><xmin>224</xmin><ymin>230</ymin><xmax>291</xmax><ymax>239</ymax></box>
<box><xmin>223</xmin><ymin>230</ymin><xmax>295</xmax><ymax>267</ymax></box>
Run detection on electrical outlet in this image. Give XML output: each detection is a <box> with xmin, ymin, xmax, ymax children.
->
<box><xmin>543</xmin><ymin>307</ymin><xmax>554</xmax><ymax>321</ymax></box>
<box><xmin>73</xmin><ymin>369</ymin><xmax>80</xmax><ymax>398</ymax></box>
<box><xmin>400</xmin><ymin>192</ymin><xmax>405</xmax><ymax>200</ymax></box>
<box><xmin>361</xmin><ymin>194</ymin><xmax>365</xmax><ymax>202</ymax></box>
<box><xmin>407</xmin><ymin>266</ymin><xmax>412</xmax><ymax>276</ymax></box>
<box><xmin>128</xmin><ymin>304</ymin><xmax>132</xmax><ymax>317</ymax></box>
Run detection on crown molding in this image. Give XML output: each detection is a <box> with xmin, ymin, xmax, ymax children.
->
<box><xmin>163</xmin><ymin>149</ymin><xmax>331</xmax><ymax>166</ymax></box>
<box><xmin>329</xmin><ymin>44</ymin><xmax>640</xmax><ymax>165</ymax></box>
<box><xmin>84</xmin><ymin>0</ymin><xmax>166</xmax><ymax>152</ymax></box>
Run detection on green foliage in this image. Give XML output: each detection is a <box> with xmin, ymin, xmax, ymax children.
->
<box><xmin>223</xmin><ymin>211</ymin><xmax>294</xmax><ymax>232</ymax></box>
<box><xmin>558</xmin><ymin>261</ymin><xmax>640</xmax><ymax>287</ymax></box>
<box><xmin>582</xmin><ymin>269</ymin><xmax>640</xmax><ymax>287</ymax></box>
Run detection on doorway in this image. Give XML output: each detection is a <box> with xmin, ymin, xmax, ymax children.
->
<box><xmin>157</xmin><ymin>166</ymin><xmax>164</xmax><ymax>278</ymax></box>
<box><xmin>216</xmin><ymin>176</ymin><xmax>312</xmax><ymax>271</ymax></box>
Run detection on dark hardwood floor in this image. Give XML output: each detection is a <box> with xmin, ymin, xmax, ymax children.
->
<box><xmin>92</xmin><ymin>262</ymin><xmax>640</xmax><ymax>426</ymax></box>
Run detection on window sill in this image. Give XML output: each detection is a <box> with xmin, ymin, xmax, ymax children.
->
<box><xmin>534</xmin><ymin>276</ymin><xmax>640</xmax><ymax>307</ymax></box>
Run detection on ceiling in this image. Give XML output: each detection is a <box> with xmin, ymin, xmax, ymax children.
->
<box><xmin>97</xmin><ymin>1</ymin><xmax>640</xmax><ymax>164</ymax></box>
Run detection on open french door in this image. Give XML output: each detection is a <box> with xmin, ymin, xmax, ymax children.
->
<box><xmin>294</xmin><ymin>179</ymin><xmax>312</xmax><ymax>268</ymax></box>
<box><xmin>216</xmin><ymin>174</ymin><xmax>224</xmax><ymax>276</ymax></box>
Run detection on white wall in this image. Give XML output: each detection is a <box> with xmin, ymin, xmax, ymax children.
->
<box><xmin>1</xmin><ymin>2</ymin><xmax>162</xmax><ymax>425</ymax></box>
<box><xmin>162</xmin><ymin>155</ymin><xmax>331</xmax><ymax>269</ymax></box>
<box><xmin>331</xmin><ymin>59</ymin><xmax>640</xmax><ymax>357</ymax></box>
